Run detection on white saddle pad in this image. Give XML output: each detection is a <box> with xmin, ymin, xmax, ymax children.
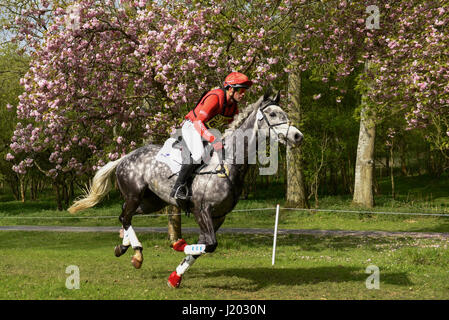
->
<box><xmin>155</xmin><ymin>138</ymin><xmax>182</xmax><ymax>174</ymax></box>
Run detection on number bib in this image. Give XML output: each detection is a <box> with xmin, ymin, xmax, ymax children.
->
<box><xmin>207</xmin><ymin>114</ymin><xmax>233</xmax><ymax>132</ymax></box>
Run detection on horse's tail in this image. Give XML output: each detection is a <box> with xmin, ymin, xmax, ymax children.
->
<box><xmin>68</xmin><ymin>157</ymin><xmax>124</xmax><ymax>214</ymax></box>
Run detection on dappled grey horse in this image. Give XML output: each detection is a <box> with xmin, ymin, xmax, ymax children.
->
<box><xmin>68</xmin><ymin>90</ymin><xmax>303</xmax><ymax>287</ymax></box>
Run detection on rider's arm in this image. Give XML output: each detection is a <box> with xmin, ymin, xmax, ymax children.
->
<box><xmin>191</xmin><ymin>95</ymin><xmax>220</xmax><ymax>143</ymax></box>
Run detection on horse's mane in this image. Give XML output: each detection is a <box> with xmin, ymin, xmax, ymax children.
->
<box><xmin>223</xmin><ymin>95</ymin><xmax>263</xmax><ymax>138</ymax></box>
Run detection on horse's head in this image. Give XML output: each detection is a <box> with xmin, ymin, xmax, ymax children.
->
<box><xmin>255</xmin><ymin>89</ymin><xmax>303</xmax><ymax>147</ymax></box>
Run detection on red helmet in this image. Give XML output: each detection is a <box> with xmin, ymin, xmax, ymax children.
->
<box><xmin>223</xmin><ymin>72</ymin><xmax>253</xmax><ymax>89</ymax></box>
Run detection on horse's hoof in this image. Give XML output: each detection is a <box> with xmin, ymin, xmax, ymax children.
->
<box><xmin>131</xmin><ymin>249</ymin><xmax>143</xmax><ymax>269</ymax></box>
<box><xmin>114</xmin><ymin>244</ymin><xmax>129</xmax><ymax>257</ymax></box>
<box><xmin>167</xmin><ymin>271</ymin><xmax>182</xmax><ymax>288</ymax></box>
<box><xmin>131</xmin><ymin>256</ymin><xmax>143</xmax><ymax>269</ymax></box>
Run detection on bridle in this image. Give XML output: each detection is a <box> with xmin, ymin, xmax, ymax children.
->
<box><xmin>257</xmin><ymin>101</ymin><xmax>292</xmax><ymax>143</ymax></box>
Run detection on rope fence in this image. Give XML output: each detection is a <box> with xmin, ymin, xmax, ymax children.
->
<box><xmin>1</xmin><ymin>206</ymin><xmax>448</xmax><ymax>219</ymax></box>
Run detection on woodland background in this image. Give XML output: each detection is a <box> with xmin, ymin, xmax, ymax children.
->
<box><xmin>0</xmin><ymin>0</ymin><xmax>448</xmax><ymax>210</ymax></box>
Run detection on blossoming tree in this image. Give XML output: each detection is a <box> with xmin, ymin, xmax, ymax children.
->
<box><xmin>5</xmin><ymin>0</ymin><xmax>297</xmax><ymax>207</ymax></box>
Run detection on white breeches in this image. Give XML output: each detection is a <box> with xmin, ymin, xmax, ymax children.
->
<box><xmin>182</xmin><ymin>120</ymin><xmax>205</xmax><ymax>163</ymax></box>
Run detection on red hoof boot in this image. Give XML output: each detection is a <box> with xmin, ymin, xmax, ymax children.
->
<box><xmin>167</xmin><ymin>271</ymin><xmax>182</xmax><ymax>288</ymax></box>
<box><xmin>172</xmin><ymin>239</ymin><xmax>187</xmax><ymax>252</ymax></box>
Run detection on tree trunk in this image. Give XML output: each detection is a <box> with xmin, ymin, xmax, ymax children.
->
<box><xmin>390</xmin><ymin>143</ymin><xmax>395</xmax><ymax>200</ymax></box>
<box><xmin>7</xmin><ymin>174</ymin><xmax>20</xmax><ymax>200</ymax></box>
<box><xmin>330</xmin><ymin>164</ymin><xmax>338</xmax><ymax>194</ymax></box>
<box><xmin>353</xmin><ymin>105</ymin><xmax>376</xmax><ymax>208</ymax></box>
<box><xmin>167</xmin><ymin>206</ymin><xmax>182</xmax><ymax>242</ymax></box>
<box><xmin>55</xmin><ymin>182</ymin><xmax>63</xmax><ymax>211</ymax></box>
<box><xmin>400</xmin><ymin>143</ymin><xmax>408</xmax><ymax>176</ymax></box>
<box><xmin>341</xmin><ymin>159</ymin><xmax>349</xmax><ymax>193</ymax></box>
<box><xmin>286</xmin><ymin>67</ymin><xmax>309</xmax><ymax>208</ymax></box>
<box><xmin>19</xmin><ymin>175</ymin><xmax>25</xmax><ymax>202</ymax></box>
<box><xmin>348</xmin><ymin>156</ymin><xmax>354</xmax><ymax>194</ymax></box>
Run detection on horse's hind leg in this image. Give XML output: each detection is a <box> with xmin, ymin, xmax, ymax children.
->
<box><xmin>114</xmin><ymin>202</ymin><xmax>132</xmax><ymax>258</ymax></box>
<box><xmin>115</xmin><ymin>196</ymin><xmax>144</xmax><ymax>269</ymax></box>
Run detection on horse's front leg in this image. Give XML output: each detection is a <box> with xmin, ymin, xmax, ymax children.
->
<box><xmin>168</xmin><ymin>254</ymin><xmax>201</xmax><ymax>288</ymax></box>
<box><xmin>167</xmin><ymin>209</ymin><xmax>218</xmax><ymax>288</ymax></box>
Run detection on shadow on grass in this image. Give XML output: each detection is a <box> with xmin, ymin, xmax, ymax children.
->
<box><xmin>0</xmin><ymin>200</ymin><xmax>58</xmax><ymax>215</ymax></box>
<box><xmin>0</xmin><ymin>189</ymin><xmax>123</xmax><ymax>216</ymax></box>
<box><xmin>408</xmin><ymin>221</ymin><xmax>449</xmax><ymax>234</ymax></box>
<box><xmin>378</xmin><ymin>174</ymin><xmax>449</xmax><ymax>199</ymax></box>
<box><xmin>218</xmin><ymin>233</ymin><xmax>404</xmax><ymax>253</ymax></box>
<box><xmin>199</xmin><ymin>266</ymin><xmax>412</xmax><ymax>291</ymax></box>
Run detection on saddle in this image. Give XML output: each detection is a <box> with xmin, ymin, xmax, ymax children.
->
<box><xmin>155</xmin><ymin>136</ymin><xmax>229</xmax><ymax>214</ymax></box>
<box><xmin>155</xmin><ymin>137</ymin><xmax>183</xmax><ymax>174</ymax></box>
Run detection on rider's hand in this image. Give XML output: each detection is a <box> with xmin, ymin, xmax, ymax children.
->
<box><xmin>212</xmin><ymin>140</ymin><xmax>223</xmax><ymax>151</ymax></box>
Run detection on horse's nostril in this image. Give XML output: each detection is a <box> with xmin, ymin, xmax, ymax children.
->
<box><xmin>294</xmin><ymin>133</ymin><xmax>301</xmax><ymax>141</ymax></box>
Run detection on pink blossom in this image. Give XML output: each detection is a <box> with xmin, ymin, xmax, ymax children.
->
<box><xmin>417</xmin><ymin>82</ymin><xmax>428</xmax><ymax>90</ymax></box>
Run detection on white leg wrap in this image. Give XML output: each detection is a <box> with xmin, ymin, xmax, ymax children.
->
<box><xmin>176</xmin><ymin>255</ymin><xmax>197</xmax><ymax>276</ymax></box>
<box><xmin>184</xmin><ymin>244</ymin><xmax>206</xmax><ymax>255</ymax></box>
<box><xmin>127</xmin><ymin>226</ymin><xmax>142</xmax><ymax>249</ymax></box>
<box><xmin>122</xmin><ymin>228</ymin><xmax>131</xmax><ymax>246</ymax></box>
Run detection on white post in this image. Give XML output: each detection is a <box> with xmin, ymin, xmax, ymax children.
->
<box><xmin>272</xmin><ymin>204</ymin><xmax>280</xmax><ymax>266</ymax></box>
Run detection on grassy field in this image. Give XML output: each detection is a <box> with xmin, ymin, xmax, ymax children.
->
<box><xmin>0</xmin><ymin>174</ymin><xmax>448</xmax><ymax>300</ymax></box>
<box><xmin>0</xmin><ymin>231</ymin><xmax>448</xmax><ymax>300</ymax></box>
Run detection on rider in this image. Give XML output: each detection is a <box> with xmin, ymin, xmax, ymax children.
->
<box><xmin>170</xmin><ymin>72</ymin><xmax>253</xmax><ymax>200</ymax></box>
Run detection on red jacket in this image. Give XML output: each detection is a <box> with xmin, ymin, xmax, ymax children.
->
<box><xmin>185</xmin><ymin>88</ymin><xmax>239</xmax><ymax>143</ymax></box>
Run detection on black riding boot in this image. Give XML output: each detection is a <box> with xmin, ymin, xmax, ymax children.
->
<box><xmin>170</xmin><ymin>163</ymin><xmax>199</xmax><ymax>200</ymax></box>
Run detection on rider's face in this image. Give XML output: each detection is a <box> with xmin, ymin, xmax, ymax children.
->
<box><xmin>231</xmin><ymin>87</ymin><xmax>246</xmax><ymax>102</ymax></box>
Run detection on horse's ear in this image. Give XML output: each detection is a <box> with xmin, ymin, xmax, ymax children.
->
<box><xmin>274</xmin><ymin>90</ymin><xmax>281</xmax><ymax>104</ymax></box>
<box><xmin>263</xmin><ymin>87</ymin><xmax>273</xmax><ymax>101</ymax></box>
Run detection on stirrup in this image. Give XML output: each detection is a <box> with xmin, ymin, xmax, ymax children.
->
<box><xmin>173</xmin><ymin>184</ymin><xmax>190</xmax><ymax>200</ymax></box>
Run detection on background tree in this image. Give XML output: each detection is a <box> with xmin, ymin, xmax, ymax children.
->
<box><xmin>1</xmin><ymin>0</ymin><xmax>447</xmax><ymax>210</ymax></box>
<box><xmin>4</xmin><ymin>0</ymin><xmax>301</xmax><ymax>207</ymax></box>
<box><xmin>0</xmin><ymin>43</ymin><xmax>30</xmax><ymax>200</ymax></box>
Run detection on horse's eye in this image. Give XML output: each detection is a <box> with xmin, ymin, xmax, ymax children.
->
<box><xmin>270</xmin><ymin>112</ymin><xmax>276</xmax><ymax>117</ymax></box>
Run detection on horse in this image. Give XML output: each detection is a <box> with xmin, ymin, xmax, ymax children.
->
<box><xmin>68</xmin><ymin>89</ymin><xmax>303</xmax><ymax>288</ymax></box>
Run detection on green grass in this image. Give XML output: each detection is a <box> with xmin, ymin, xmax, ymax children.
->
<box><xmin>0</xmin><ymin>231</ymin><xmax>448</xmax><ymax>299</ymax></box>
<box><xmin>2</xmin><ymin>174</ymin><xmax>448</xmax><ymax>300</ymax></box>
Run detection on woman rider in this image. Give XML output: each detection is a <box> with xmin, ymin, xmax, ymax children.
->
<box><xmin>170</xmin><ymin>72</ymin><xmax>253</xmax><ymax>200</ymax></box>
